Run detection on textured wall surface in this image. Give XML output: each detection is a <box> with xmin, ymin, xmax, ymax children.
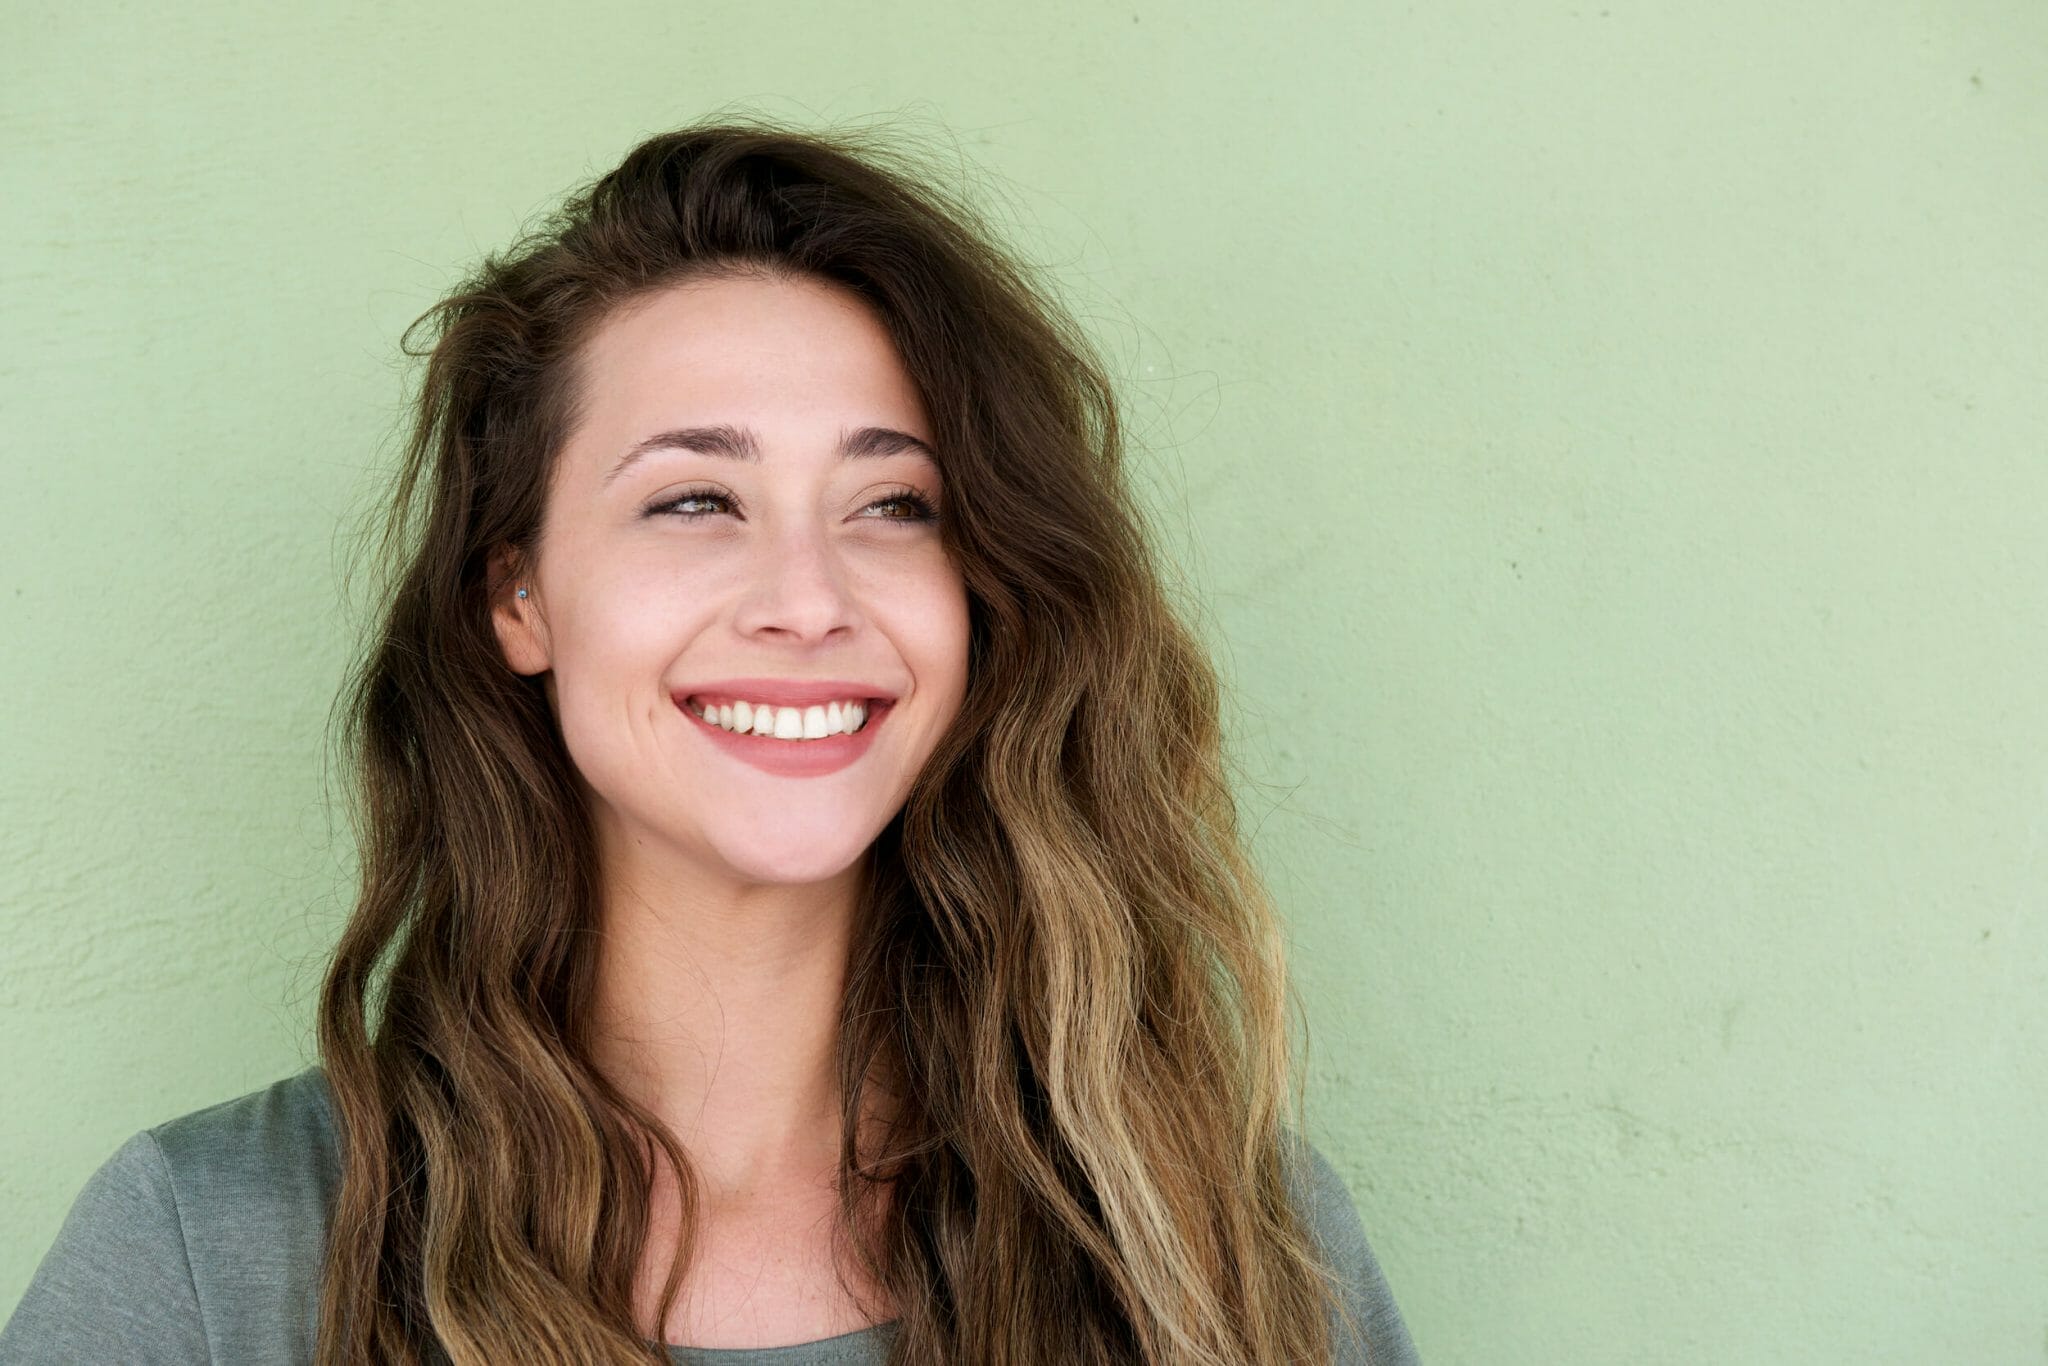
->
<box><xmin>5</xmin><ymin>2</ymin><xmax>2045</xmax><ymax>1361</ymax></box>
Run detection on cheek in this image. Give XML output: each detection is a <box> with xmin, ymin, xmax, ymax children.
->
<box><xmin>561</xmin><ymin>557</ymin><xmax>700</xmax><ymax>652</ymax></box>
<box><xmin>545</xmin><ymin>579</ymin><xmax>697</xmax><ymax>737</ymax></box>
<box><xmin>896</xmin><ymin>566</ymin><xmax>971</xmax><ymax>692</ymax></box>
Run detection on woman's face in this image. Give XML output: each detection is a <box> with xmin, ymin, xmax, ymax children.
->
<box><xmin>491</xmin><ymin>272</ymin><xmax>969</xmax><ymax>889</ymax></box>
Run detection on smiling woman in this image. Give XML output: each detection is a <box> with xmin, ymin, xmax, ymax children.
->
<box><xmin>0</xmin><ymin>119</ymin><xmax>1419</xmax><ymax>1366</ymax></box>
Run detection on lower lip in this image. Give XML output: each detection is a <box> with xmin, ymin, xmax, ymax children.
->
<box><xmin>677</xmin><ymin>698</ymin><xmax>895</xmax><ymax>778</ymax></box>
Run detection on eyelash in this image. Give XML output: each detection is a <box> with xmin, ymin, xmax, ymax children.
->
<box><xmin>647</xmin><ymin>486</ymin><xmax>941</xmax><ymax>525</ymax></box>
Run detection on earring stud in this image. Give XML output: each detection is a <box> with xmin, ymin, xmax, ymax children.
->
<box><xmin>517</xmin><ymin>587</ymin><xmax>528</xmax><ymax>599</ymax></box>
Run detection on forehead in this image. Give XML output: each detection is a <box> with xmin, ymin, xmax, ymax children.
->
<box><xmin>572</xmin><ymin>273</ymin><xmax>930</xmax><ymax>434</ymax></box>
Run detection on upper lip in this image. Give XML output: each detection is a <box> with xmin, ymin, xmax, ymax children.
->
<box><xmin>675</xmin><ymin>678</ymin><xmax>901</xmax><ymax>708</ymax></box>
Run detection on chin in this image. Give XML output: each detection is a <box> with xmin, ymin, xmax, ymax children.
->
<box><xmin>707</xmin><ymin>834</ymin><xmax>877</xmax><ymax>887</ymax></box>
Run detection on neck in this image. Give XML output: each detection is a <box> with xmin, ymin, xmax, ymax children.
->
<box><xmin>585</xmin><ymin>844</ymin><xmax>866</xmax><ymax>1205</ymax></box>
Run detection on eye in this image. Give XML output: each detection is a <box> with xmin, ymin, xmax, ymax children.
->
<box><xmin>650</xmin><ymin>488</ymin><xmax>734</xmax><ymax>521</ymax></box>
<box><xmin>863</xmin><ymin>487</ymin><xmax>941</xmax><ymax>523</ymax></box>
<box><xmin>645</xmin><ymin>486</ymin><xmax>941</xmax><ymax>524</ymax></box>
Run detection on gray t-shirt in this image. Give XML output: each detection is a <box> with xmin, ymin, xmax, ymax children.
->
<box><xmin>0</xmin><ymin>1068</ymin><xmax>1419</xmax><ymax>1364</ymax></box>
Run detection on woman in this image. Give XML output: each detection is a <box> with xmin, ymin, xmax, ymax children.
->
<box><xmin>1</xmin><ymin>119</ymin><xmax>1420</xmax><ymax>1365</ymax></box>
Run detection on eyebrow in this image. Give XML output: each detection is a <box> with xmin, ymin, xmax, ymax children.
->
<box><xmin>603</xmin><ymin>424</ymin><xmax>938</xmax><ymax>485</ymax></box>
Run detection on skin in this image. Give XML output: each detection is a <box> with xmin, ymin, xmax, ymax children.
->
<box><xmin>487</xmin><ymin>271</ymin><xmax>969</xmax><ymax>1345</ymax></box>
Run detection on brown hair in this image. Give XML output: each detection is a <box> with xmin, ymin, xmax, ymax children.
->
<box><xmin>316</xmin><ymin>113</ymin><xmax>1362</xmax><ymax>1364</ymax></box>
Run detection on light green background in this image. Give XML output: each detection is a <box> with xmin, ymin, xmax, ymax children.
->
<box><xmin>5</xmin><ymin>3</ymin><xmax>2044</xmax><ymax>1361</ymax></box>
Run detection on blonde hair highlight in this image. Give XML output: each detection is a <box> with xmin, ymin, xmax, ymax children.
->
<box><xmin>314</xmin><ymin>114</ymin><xmax>1368</xmax><ymax>1364</ymax></box>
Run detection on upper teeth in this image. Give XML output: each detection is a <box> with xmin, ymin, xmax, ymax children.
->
<box><xmin>693</xmin><ymin>698</ymin><xmax>871</xmax><ymax>740</ymax></box>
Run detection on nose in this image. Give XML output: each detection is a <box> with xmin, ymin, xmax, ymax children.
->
<box><xmin>730</xmin><ymin>519</ymin><xmax>862</xmax><ymax>642</ymax></box>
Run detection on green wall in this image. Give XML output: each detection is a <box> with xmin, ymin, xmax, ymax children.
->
<box><xmin>5</xmin><ymin>3</ymin><xmax>2043</xmax><ymax>1360</ymax></box>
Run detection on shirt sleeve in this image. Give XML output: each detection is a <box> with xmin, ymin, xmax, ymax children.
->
<box><xmin>1294</xmin><ymin>1135</ymin><xmax>1423</xmax><ymax>1366</ymax></box>
<box><xmin>0</xmin><ymin>1129</ymin><xmax>214</xmax><ymax>1364</ymax></box>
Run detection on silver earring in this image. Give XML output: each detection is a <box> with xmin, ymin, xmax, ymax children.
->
<box><xmin>517</xmin><ymin>587</ymin><xmax>528</xmax><ymax>599</ymax></box>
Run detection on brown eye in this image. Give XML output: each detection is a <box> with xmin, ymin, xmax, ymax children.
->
<box><xmin>864</xmin><ymin>489</ymin><xmax>940</xmax><ymax>522</ymax></box>
<box><xmin>647</xmin><ymin>489</ymin><xmax>732</xmax><ymax>520</ymax></box>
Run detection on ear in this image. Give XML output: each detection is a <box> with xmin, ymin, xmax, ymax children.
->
<box><xmin>486</xmin><ymin>542</ymin><xmax>552</xmax><ymax>676</ymax></box>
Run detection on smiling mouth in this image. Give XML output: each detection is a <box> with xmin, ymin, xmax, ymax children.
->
<box><xmin>682</xmin><ymin>694</ymin><xmax>893</xmax><ymax>708</ymax></box>
<box><xmin>682</xmin><ymin>696</ymin><xmax>894</xmax><ymax>740</ymax></box>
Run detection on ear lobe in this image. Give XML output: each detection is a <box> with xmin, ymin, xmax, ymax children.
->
<box><xmin>486</xmin><ymin>543</ymin><xmax>551</xmax><ymax>676</ymax></box>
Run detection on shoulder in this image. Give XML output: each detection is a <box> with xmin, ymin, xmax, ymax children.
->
<box><xmin>0</xmin><ymin>1066</ymin><xmax>339</xmax><ymax>1366</ymax></box>
<box><xmin>0</xmin><ymin>1124</ymin><xmax>210</xmax><ymax>1362</ymax></box>
<box><xmin>1279</xmin><ymin>1127</ymin><xmax>1424</xmax><ymax>1366</ymax></box>
<box><xmin>146</xmin><ymin>1064</ymin><xmax>341</xmax><ymax>1219</ymax></box>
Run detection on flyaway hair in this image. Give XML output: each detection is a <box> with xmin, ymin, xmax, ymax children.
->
<box><xmin>315</xmin><ymin>114</ymin><xmax>1364</xmax><ymax>1364</ymax></box>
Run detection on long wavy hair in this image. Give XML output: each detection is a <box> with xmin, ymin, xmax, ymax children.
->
<box><xmin>315</xmin><ymin>114</ymin><xmax>1361</xmax><ymax>1365</ymax></box>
